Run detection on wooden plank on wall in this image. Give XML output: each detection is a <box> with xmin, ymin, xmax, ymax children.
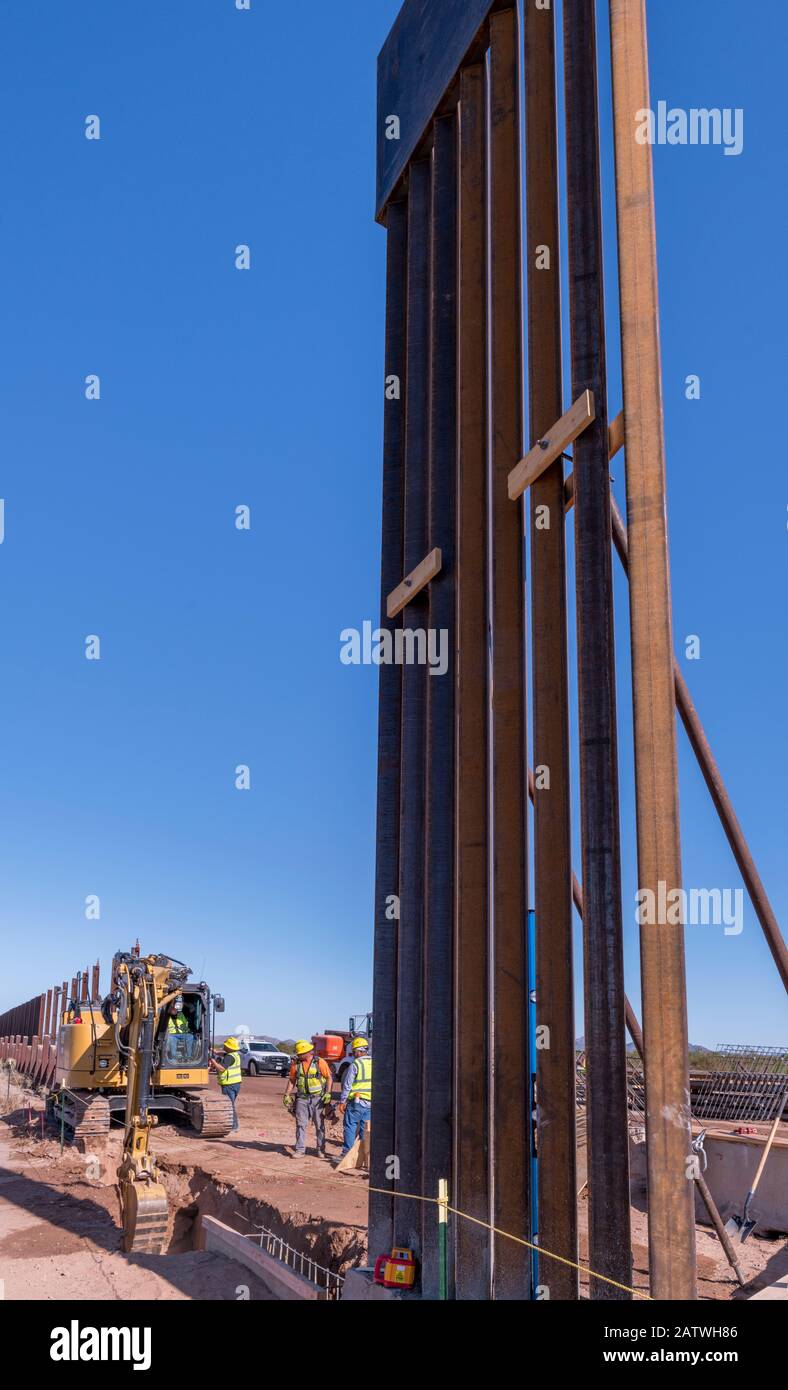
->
<box><xmin>386</xmin><ymin>547</ymin><xmax>442</xmax><ymax>619</ymax></box>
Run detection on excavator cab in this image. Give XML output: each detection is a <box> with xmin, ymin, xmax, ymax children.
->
<box><xmin>158</xmin><ymin>992</ymin><xmax>204</xmax><ymax>1070</ymax></box>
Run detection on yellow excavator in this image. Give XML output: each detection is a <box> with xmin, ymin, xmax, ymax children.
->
<box><xmin>48</xmin><ymin>946</ymin><xmax>230</xmax><ymax>1252</ymax></box>
<box><xmin>49</xmin><ymin>948</ymin><xmax>232</xmax><ymax>1144</ymax></box>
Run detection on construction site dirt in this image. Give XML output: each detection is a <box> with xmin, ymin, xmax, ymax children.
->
<box><xmin>2</xmin><ymin>1073</ymin><xmax>785</xmax><ymax>1301</ymax></box>
<box><xmin>0</xmin><ymin>1075</ymin><xmax>366</xmax><ymax>1300</ymax></box>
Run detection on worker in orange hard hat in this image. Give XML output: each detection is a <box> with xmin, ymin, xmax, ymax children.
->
<box><xmin>283</xmin><ymin>1040</ymin><xmax>332</xmax><ymax>1159</ymax></box>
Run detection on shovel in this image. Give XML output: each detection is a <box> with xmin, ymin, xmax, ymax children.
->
<box><xmin>725</xmin><ymin>1086</ymin><xmax>787</xmax><ymax>1244</ymax></box>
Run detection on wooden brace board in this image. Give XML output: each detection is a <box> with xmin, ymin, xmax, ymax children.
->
<box><xmin>386</xmin><ymin>546</ymin><xmax>442</xmax><ymax>618</ymax></box>
<box><xmin>508</xmin><ymin>389</ymin><xmax>595</xmax><ymax>500</ymax></box>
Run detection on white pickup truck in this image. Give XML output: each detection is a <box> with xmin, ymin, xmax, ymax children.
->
<box><xmin>238</xmin><ymin>1038</ymin><xmax>290</xmax><ymax>1077</ymax></box>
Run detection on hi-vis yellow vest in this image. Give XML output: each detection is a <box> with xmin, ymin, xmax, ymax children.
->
<box><xmin>349</xmin><ymin>1056</ymin><xmax>372</xmax><ymax>1102</ymax></box>
<box><xmin>168</xmin><ymin>1013</ymin><xmax>189</xmax><ymax>1034</ymax></box>
<box><xmin>296</xmin><ymin>1059</ymin><xmax>328</xmax><ymax>1097</ymax></box>
<box><xmin>218</xmin><ymin>1049</ymin><xmax>242</xmax><ymax>1086</ymax></box>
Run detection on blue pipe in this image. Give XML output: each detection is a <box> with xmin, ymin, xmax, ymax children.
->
<box><xmin>528</xmin><ymin>908</ymin><xmax>539</xmax><ymax>1294</ymax></box>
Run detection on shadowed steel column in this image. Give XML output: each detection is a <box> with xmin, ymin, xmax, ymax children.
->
<box><xmin>489</xmin><ymin>6</ymin><xmax>530</xmax><ymax>1300</ymax></box>
<box><xmin>609</xmin><ymin>0</ymin><xmax>696</xmax><ymax>1300</ymax></box>
<box><xmin>421</xmin><ymin>113</ymin><xmax>458</xmax><ymax>1298</ymax></box>
<box><xmin>563</xmin><ymin>0</ymin><xmax>631</xmax><ymax>1298</ymax></box>
<box><xmin>369</xmin><ymin>199</ymin><xmax>408</xmax><ymax>1258</ymax></box>
<box><xmin>524</xmin><ymin>0</ymin><xmax>577</xmax><ymax>1300</ymax></box>
<box><xmin>394</xmin><ymin>159</ymin><xmax>432</xmax><ymax>1258</ymax></box>
<box><xmin>455</xmin><ymin>61</ymin><xmax>491</xmax><ymax>1300</ymax></box>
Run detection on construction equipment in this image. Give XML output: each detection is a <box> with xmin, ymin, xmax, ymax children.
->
<box><xmin>373</xmin><ymin>1247</ymin><xmax>417</xmax><ymax>1290</ymax></box>
<box><xmin>47</xmin><ymin>946</ymin><xmax>232</xmax><ymax>1142</ymax></box>
<box><xmin>115</xmin><ymin>953</ymin><xmax>170</xmax><ymax>1253</ymax></box>
<box><xmin>725</xmin><ymin>1088</ymin><xmax>788</xmax><ymax>1243</ymax></box>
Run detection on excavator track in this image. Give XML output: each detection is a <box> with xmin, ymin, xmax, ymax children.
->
<box><xmin>185</xmin><ymin>1089</ymin><xmax>234</xmax><ymax>1137</ymax></box>
<box><xmin>49</xmin><ymin>1090</ymin><xmax>111</xmax><ymax>1141</ymax></box>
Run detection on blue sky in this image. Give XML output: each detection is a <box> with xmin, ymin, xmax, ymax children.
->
<box><xmin>0</xmin><ymin>0</ymin><xmax>784</xmax><ymax>1047</ymax></box>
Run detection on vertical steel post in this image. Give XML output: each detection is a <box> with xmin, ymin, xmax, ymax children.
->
<box><xmin>524</xmin><ymin>0</ymin><xmax>577</xmax><ymax>1300</ymax></box>
<box><xmin>394</xmin><ymin>158</ymin><xmax>432</xmax><ymax>1259</ymax></box>
<box><xmin>563</xmin><ymin>0</ymin><xmax>631</xmax><ymax>1298</ymax></box>
<box><xmin>608</xmin><ymin>0</ymin><xmax>696</xmax><ymax>1299</ymax></box>
<box><xmin>489</xmin><ymin>6</ymin><xmax>530</xmax><ymax>1299</ymax></box>
<box><xmin>421</xmin><ymin>112</ymin><xmax>458</xmax><ymax>1298</ymax></box>
<box><xmin>368</xmin><ymin>198</ymin><xmax>408</xmax><ymax>1260</ymax></box>
<box><xmin>455</xmin><ymin>61</ymin><xmax>492</xmax><ymax>1301</ymax></box>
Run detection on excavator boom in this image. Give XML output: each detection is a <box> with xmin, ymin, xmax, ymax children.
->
<box><xmin>115</xmin><ymin>955</ymin><xmax>171</xmax><ymax>1254</ymax></box>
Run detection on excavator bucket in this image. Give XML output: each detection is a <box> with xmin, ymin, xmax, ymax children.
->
<box><xmin>121</xmin><ymin>1177</ymin><xmax>169</xmax><ymax>1254</ymax></box>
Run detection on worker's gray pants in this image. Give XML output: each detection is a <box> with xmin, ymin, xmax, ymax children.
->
<box><xmin>294</xmin><ymin>1095</ymin><xmax>326</xmax><ymax>1154</ymax></box>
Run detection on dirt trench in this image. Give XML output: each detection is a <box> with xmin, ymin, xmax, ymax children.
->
<box><xmin>160</xmin><ymin>1157</ymin><xmax>367</xmax><ymax>1273</ymax></box>
<box><xmin>0</xmin><ymin>1077</ymin><xmax>368</xmax><ymax>1297</ymax></box>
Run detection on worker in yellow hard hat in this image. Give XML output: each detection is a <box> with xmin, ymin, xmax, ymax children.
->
<box><xmin>337</xmin><ymin>1036</ymin><xmax>372</xmax><ymax>1161</ymax></box>
<box><xmin>209</xmin><ymin>1036</ymin><xmax>242</xmax><ymax>1133</ymax></box>
<box><xmin>283</xmin><ymin>1040</ymin><xmax>332</xmax><ymax>1159</ymax></box>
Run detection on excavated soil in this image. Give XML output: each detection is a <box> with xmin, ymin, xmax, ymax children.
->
<box><xmin>0</xmin><ymin>1075</ymin><xmax>367</xmax><ymax>1300</ymax></box>
<box><xmin>2</xmin><ymin>1074</ymin><xmax>785</xmax><ymax>1301</ymax></box>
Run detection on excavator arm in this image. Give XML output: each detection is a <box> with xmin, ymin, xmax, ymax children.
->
<box><xmin>115</xmin><ymin>956</ymin><xmax>170</xmax><ymax>1253</ymax></box>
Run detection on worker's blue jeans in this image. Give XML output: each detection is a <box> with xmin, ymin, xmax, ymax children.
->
<box><xmin>341</xmin><ymin>1100</ymin><xmax>370</xmax><ymax>1155</ymax></box>
<box><xmin>222</xmin><ymin>1083</ymin><xmax>240</xmax><ymax>1131</ymax></box>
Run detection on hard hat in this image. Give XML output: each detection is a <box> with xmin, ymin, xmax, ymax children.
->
<box><xmin>294</xmin><ymin>1039</ymin><xmax>314</xmax><ymax>1056</ymax></box>
<box><xmin>224</xmin><ymin>1037</ymin><xmax>239</xmax><ymax>1051</ymax></box>
<box><xmin>351</xmin><ymin>1036</ymin><xmax>369</xmax><ymax>1052</ymax></box>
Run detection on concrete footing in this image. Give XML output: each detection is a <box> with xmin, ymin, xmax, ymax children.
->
<box><xmin>199</xmin><ymin>1215</ymin><xmax>324</xmax><ymax>1301</ymax></box>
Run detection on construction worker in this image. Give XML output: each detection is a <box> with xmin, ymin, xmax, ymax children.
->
<box><xmin>284</xmin><ymin>1040</ymin><xmax>332</xmax><ymax>1160</ymax></box>
<box><xmin>338</xmin><ymin>1036</ymin><xmax>372</xmax><ymax>1159</ymax></box>
<box><xmin>167</xmin><ymin>997</ymin><xmax>189</xmax><ymax>1034</ymax></box>
<box><xmin>209</xmin><ymin>1035</ymin><xmax>242</xmax><ymax>1133</ymax></box>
